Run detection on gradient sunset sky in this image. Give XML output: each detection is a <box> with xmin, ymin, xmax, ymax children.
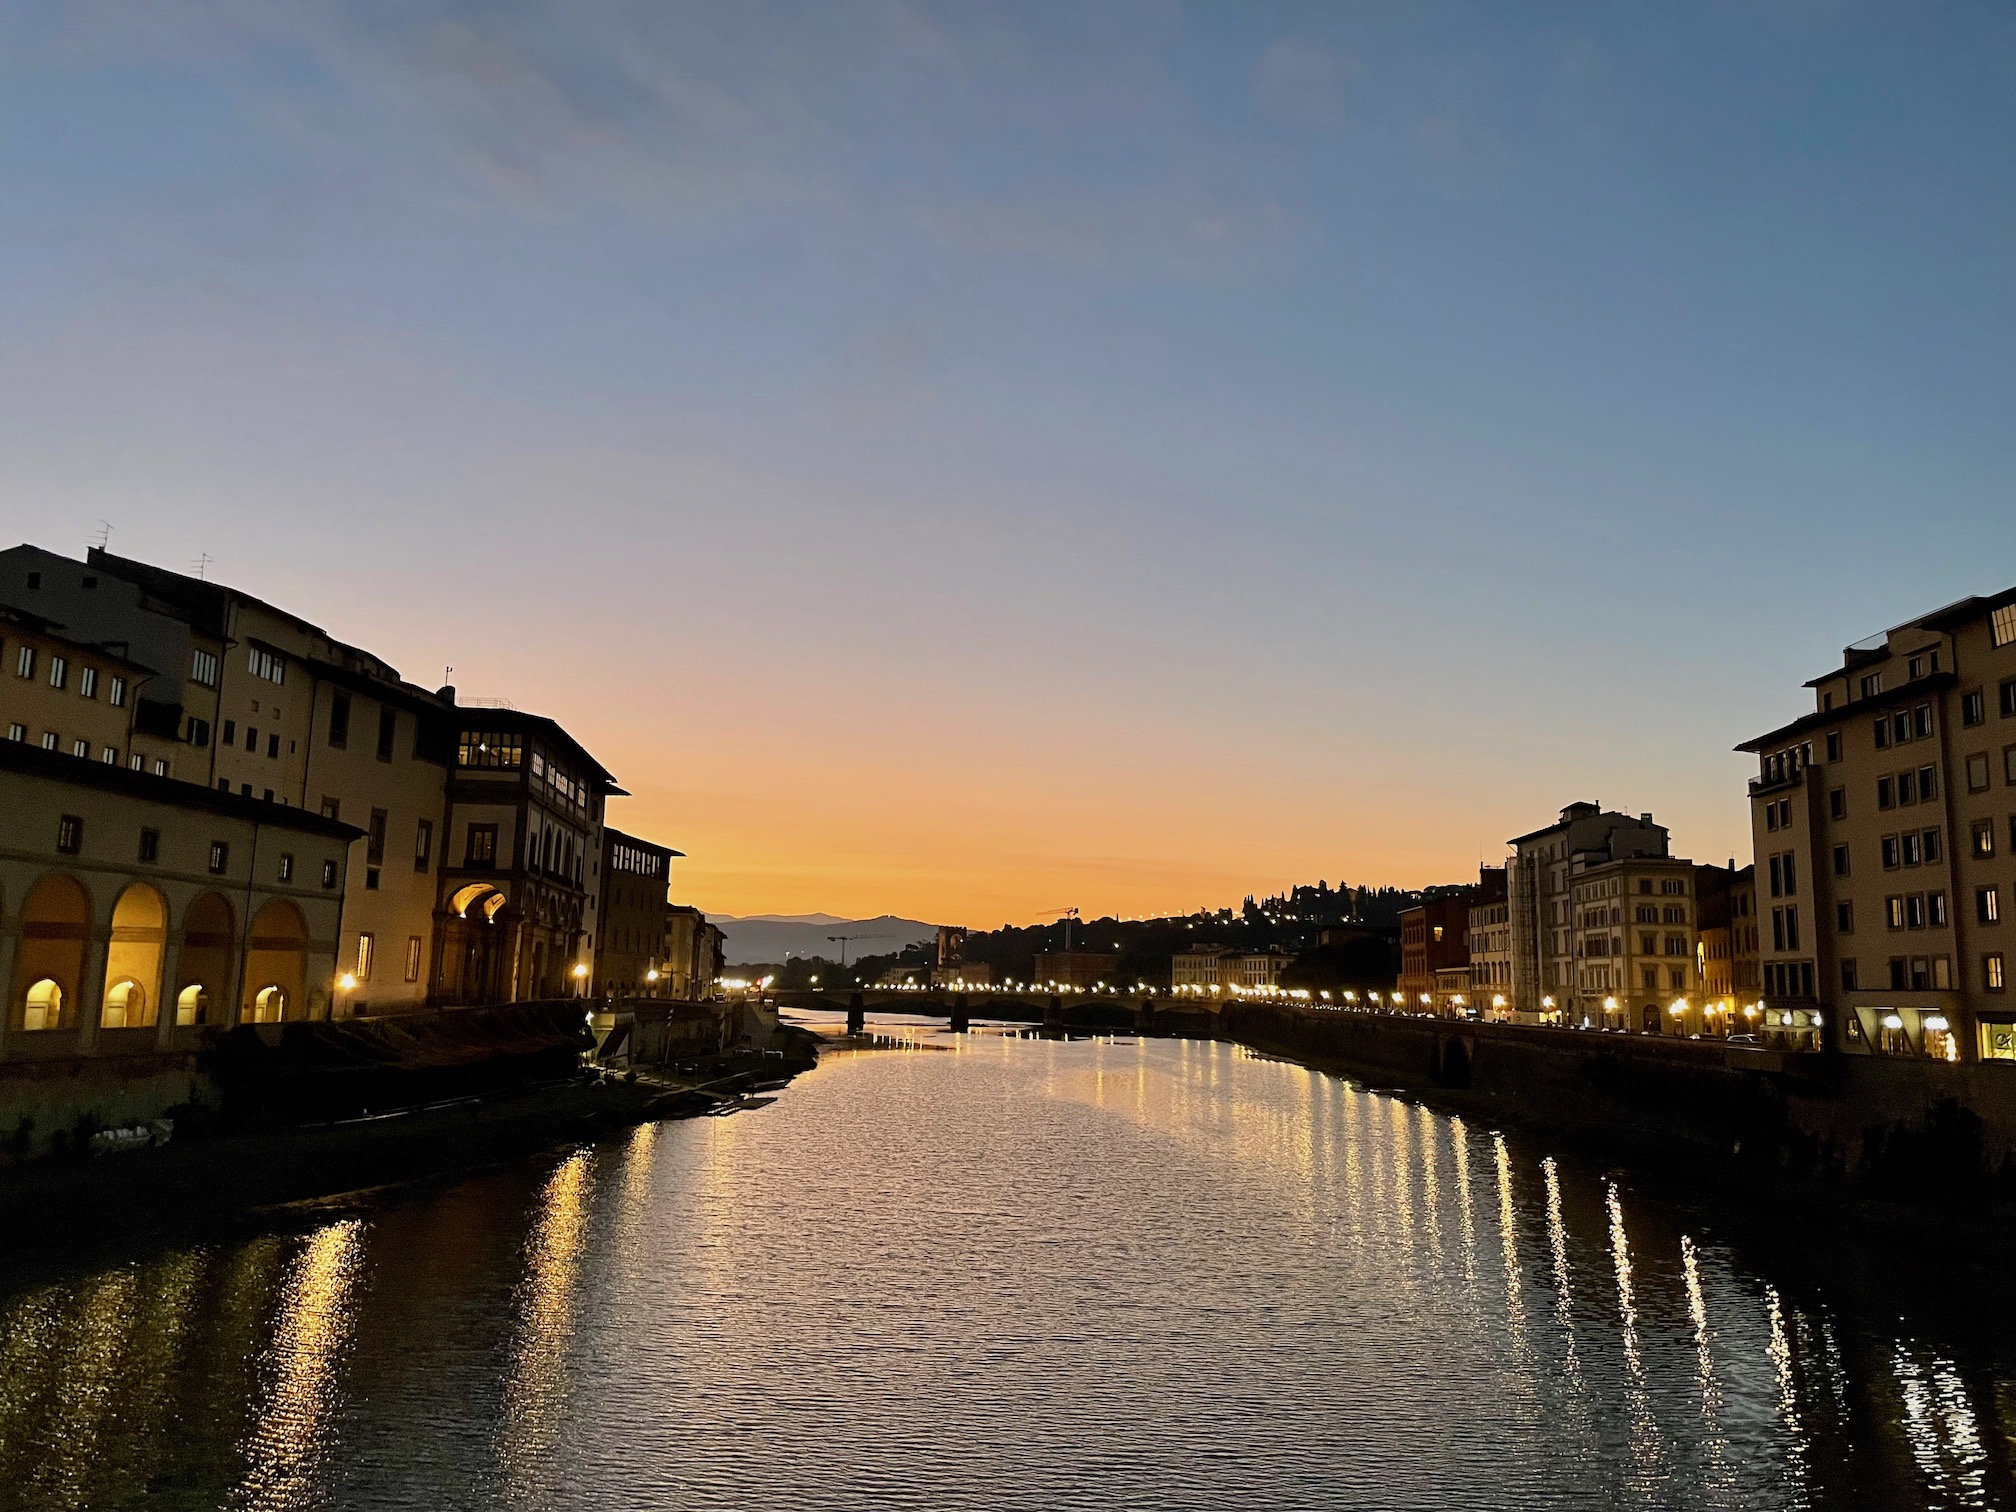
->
<box><xmin>2</xmin><ymin>2</ymin><xmax>2011</xmax><ymax>926</ymax></box>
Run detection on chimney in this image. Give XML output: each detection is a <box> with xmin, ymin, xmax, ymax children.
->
<box><xmin>436</xmin><ymin>684</ymin><xmax>457</xmax><ymax>704</ymax></box>
<box><xmin>1640</xmin><ymin>813</ymin><xmax>1653</xmax><ymax>824</ymax></box>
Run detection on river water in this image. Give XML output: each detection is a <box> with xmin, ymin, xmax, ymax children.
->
<box><xmin>1</xmin><ymin>1019</ymin><xmax>2012</xmax><ymax>1511</ymax></box>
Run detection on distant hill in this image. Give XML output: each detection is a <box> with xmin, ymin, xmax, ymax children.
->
<box><xmin>712</xmin><ymin>912</ymin><xmax>939</xmax><ymax>966</ymax></box>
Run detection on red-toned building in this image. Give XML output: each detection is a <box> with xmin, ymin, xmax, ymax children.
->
<box><xmin>1397</xmin><ymin>867</ymin><xmax>1508</xmax><ymax>1015</ymax></box>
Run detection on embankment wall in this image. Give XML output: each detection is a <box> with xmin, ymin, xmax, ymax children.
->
<box><xmin>1219</xmin><ymin>1003</ymin><xmax>2016</xmax><ymax>1198</ymax></box>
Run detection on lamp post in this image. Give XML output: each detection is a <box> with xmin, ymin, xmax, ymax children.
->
<box><xmin>572</xmin><ymin>961</ymin><xmax>589</xmax><ymax>999</ymax></box>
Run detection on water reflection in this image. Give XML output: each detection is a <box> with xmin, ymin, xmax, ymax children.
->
<box><xmin>0</xmin><ymin>1026</ymin><xmax>2014</xmax><ymax>1510</ymax></box>
<box><xmin>231</xmin><ymin>1218</ymin><xmax>366</xmax><ymax>1510</ymax></box>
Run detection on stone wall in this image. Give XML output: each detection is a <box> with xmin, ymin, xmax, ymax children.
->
<box><xmin>1219</xmin><ymin>1003</ymin><xmax>2016</xmax><ymax>1199</ymax></box>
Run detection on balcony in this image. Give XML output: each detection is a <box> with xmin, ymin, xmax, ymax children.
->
<box><xmin>1749</xmin><ymin>765</ymin><xmax>1806</xmax><ymax>798</ymax></box>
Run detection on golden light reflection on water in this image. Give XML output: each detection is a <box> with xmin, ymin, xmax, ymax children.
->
<box><xmin>1680</xmin><ymin>1235</ymin><xmax>1734</xmax><ymax>1498</ymax></box>
<box><xmin>1450</xmin><ymin>1116</ymin><xmax>1477</xmax><ymax>1287</ymax></box>
<box><xmin>1542</xmin><ymin>1157</ymin><xmax>1583</xmax><ymax>1390</ymax></box>
<box><xmin>1492</xmin><ymin>1134</ymin><xmax>1530</xmax><ymax>1365</ymax></box>
<box><xmin>231</xmin><ymin>1217</ymin><xmax>366</xmax><ymax>1512</ymax></box>
<box><xmin>1893</xmin><ymin>1345</ymin><xmax>1995</xmax><ymax>1508</ymax></box>
<box><xmin>1765</xmin><ymin>1288</ymin><xmax>1812</xmax><ymax>1504</ymax></box>
<box><xmin>1605</xmin><ymin>1180</ymin><xmax>1665</xmax><ymax>1486</ymax></box>
<box><xmin>498</xmin><ymin>1147</ymin><xmax>595</xmax><ymax>1501</ymax></box>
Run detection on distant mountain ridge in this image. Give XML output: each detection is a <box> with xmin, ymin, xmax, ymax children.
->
<box><xmin>711</xmin><ymin>912</ymin><xmax>939</xmax><ymax>966</ymax></box>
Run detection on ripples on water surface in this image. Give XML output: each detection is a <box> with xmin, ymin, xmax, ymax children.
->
<box><xmin>1</xmin><ymin>1021</ymin><xmax>2013</xmax><ymax>1510</ymax></box>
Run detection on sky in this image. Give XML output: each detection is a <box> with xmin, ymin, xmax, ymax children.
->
<box><xmin>0</xmin><ymin>1</ymin><xmax>2010</xmax><ymax>927</ymax></box>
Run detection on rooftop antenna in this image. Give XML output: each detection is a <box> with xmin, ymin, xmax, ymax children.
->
<box><xmin>191</xmin><ymin>553</ymin><xmax>214</xmax><ymax>581</ymax></box>
<box><xmin>89</xmin><ymin>520</ymin><xmax>112</xmax><ymax>551</ymax></box>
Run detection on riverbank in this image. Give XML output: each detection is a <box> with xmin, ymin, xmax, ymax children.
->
<box><xmin>0</xmin><ymin>1026</ymin><xmax>821</xmax><ymax>1262</ymax></box>
<box><xmin>1208</xmin><ymin>1000</ymin><xmax>2016</xmax><ymax>1259</ymax></box>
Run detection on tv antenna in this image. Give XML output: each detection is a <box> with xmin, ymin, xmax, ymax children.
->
<box><xmin>89</xmin><ymin>520</ymin><xmax>112</xmax><ymax>551</ymax></box>
<box><xmin>191</xmin><ymin>553</ymin><xmax>214</xmax><ymax>581</ymax></box>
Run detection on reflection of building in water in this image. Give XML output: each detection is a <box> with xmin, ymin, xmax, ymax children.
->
<box><xmin>233</xmin><ymin>1218</ymin><xmax>365</xmax><ymax>1512</ymax></box>
<box><xmin>497</xmin><ymin>1150</ymin><xmax>594</xmax><ymax>1499</ymax></box>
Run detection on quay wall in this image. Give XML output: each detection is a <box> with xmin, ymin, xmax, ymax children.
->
<box><xmin>1219</xmin><ymin>1003</ymin><xmax>2016</xmax><ymax>1198</ymax></box>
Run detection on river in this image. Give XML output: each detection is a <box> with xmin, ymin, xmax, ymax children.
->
<box><xmin>0</xmin><ymin>1019</ymin><xmax>2011</xmax><ymax>1510</ymax></box>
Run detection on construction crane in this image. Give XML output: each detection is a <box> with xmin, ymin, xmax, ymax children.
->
<box><xmin>825</xmin><ymin>934</ymin><xmax>885</xmax><ymax>967</ymax></box>
<box><xmin>1036</xmin><ymin>907</ymin><xmax>1080</xmax><ymax>953</ymax></box>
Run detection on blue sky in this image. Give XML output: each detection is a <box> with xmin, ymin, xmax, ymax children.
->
<box><xmin>0</xmin><ymin>1</ymin><xmax>2010</xmax><ymax>920</ymax></box>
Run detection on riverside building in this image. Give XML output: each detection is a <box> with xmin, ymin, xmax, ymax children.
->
<box><xmin>596</xmin><ymin>828</ymin><xmax>681</xmax><ymax>998</ymax></box>
<box><xmin>1738</xmin><ymin>586</ymin><xmax>2016</xmax><ymax>1062</ymax></box>
<box><xmin>1507</xmin><ymin>804</ymin><xmax>1676</xmax><ymax>1025</ymax></box>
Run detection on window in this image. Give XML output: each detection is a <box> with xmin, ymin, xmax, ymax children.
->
<box><xmin>1903</xmin><ymin>832</ymin><xmax>1922</xmax><ymax>866</ymax></box>
<box><xmin>70</xmin><ymin>739</ymin><xmax>87</xmax><ymax>759</ymax></box>
<box><xmin>1974</xmin><ymin>821</ymin><xmax>1997</xmax><ymax>860</ymax></box>
<box><xmin>376</xmin><ymin>707</ymin><xmax>396</xmax><ymax>763</ymax></box>
<box><xmin>1663</xmin><ymin>905</ymin><xmax>1685</xmax><ymax>923</ymax></box>
<box><xmin>100</xmin><ymin>747</ymin><xmax>116</xmax><ymax>764</ymax></box>
<box><xmin>1932</xmin><ymin>892</ymin><xmax>1949</xmax><ymax>927</ymax></box>
<box><xmin>1914</xmin><ymin>704</ymin><xmax>1933</xmax><ymax>739</ymax></box>
<box><xmin>1887</xmin><ymin>897</ymin><xmax>1905</xmax><ymax>930</ymax></box>
<box><xmin>367</xmin><ymin>808</ymin><xmax>387</xmax><ymax>866</ymax></box>
<box><xmin>1841</xmin><ymin>959</ymin><xmax>1859</xmax><ymax>991</ymax></box>
<box><xmin>350</xmin><ymin>933</ymin><xmax>374</xmax><ymax>982</ymax></box>
<box><xmin>244</xmin><ymin>725</ymin><xmax>260</xmax><ymax>753</ymax></box>
<box><xmin>1878</xmin><ymin>777</ymin><xmax>1896</xmax><ymax>810</ymax></box>
<box><xmin>204</xmin><ymin>838</ymin><xmax>233</xmax><ymax>874</ymax></box>
<box><xmin>138</xmin><ymin>827</ymin><xmax>159</xmax><ymax>863</ymax></box>
<box><xmin>14</xmin><ymin>645</ymin><xmax>33</xmax><ymax>678</ymax></box>
<box><xmin>153</xmin><ymin>759</ymin><xmax>168</xmax><ymax>776</ymax></box>
<box><xmin>1890</xmin><ymin>957</ymin><xmax>1907</xmax><ymax>989</ymax></box>
<box><xmin>1833</xmin><ymin>844</ymin><xmax>1850</xmax><ymax>877</ymax></box>
<box><xmin>47</xmin><ymin>654</ymin><xmax>67</xmax><ymax>690</ymax></box>
<box><xmin>2003</xmin><ymin>679</ymin><xmax>2016</xmax><ymax>719</ymax></box>
<box><xmin>187</xmin><ymin>716</ymin><xmax>210</xmax><ymax>748</ymax></box>
<box><xmin>1906</xmin><ymin>895</ymin><xmax>1926</xmax><ymax>929</ymax></box>
<box><xmin>267</xmin><ymin>732</ymin><xmax>280</xmax><ymax>759</ymax></box>
<box><xmin>366</xmin><ymin>867</ymin><xmax>380</xmax><ymax>892</ymax></box>
<box><xmin>1882</xmin><ymin>836</ymin><xmax>1900</xmax><ymax>869</ymax></box>
<box><xmin>1663</xmin><ymin>879</ymin><xmax>1685</xmax><ymax>895</ymax></box>
<box><xmin>41</xmin><ymin>732</ymin><xmax>56</xmax><ymax>751</ymax></box>
<box><xmin>320</xmin><ymin>796</ymin><xmax>340</xmax><ymax>821</ymax></box>
<box><xmin>1861</xmin><ymin>673</ymin><xmax>1883</xmax><ymax>699</ymax></box>
<box><xmin>1826</xmin><ymin>731</ymin><xmax>1842</xmax><ymax>762</ymax></box>
<box><xmin>1990</xmin><ymin>954</ymin><xmax>2008</xmax><ymax>992</ymax></box>
<box><xmin>1664</xmin><ymin>934</ymin><xmax>1687</xmax><ymax>956</ymax></box>
<box><xmin>1909</xmin><ymin>654</ymin><xmax>1926</xmax><ymax>680</ymax></box>
<box><xmin>1980</xmin><ymin>887</ymin><xmax>2001</xmax><ymax>924</ymax></box>
<box><xmin>1875</xmin><ymin>718</ymin><xmax>1891</xmax><ymax>750</ymax></box>
<box><xmin>1935</xmin><ymin>957</ymin><xmax>1954</xmax><ymax>990</ymax></box>
<box><xmin>458</xmin><ymin>731</ymin><xmax>523</xmax><ymax>769</ymax></box>
<box><xmin>465</xmin><ymin>824</ymin><xmax>498</xmax><ymax>866</ymax></box>
<box><xmin>109</xmin><ymin>675</ymin><xmax>125</xmax><ymax>708</ymax></box>
<box><xmin>1829</xmin><ymin>787</ymin><xmax>1846</xmax><ymax>820</ymax></box>
<box><xmin>1837</xmin><ymin>901</ymin><xmax>1854</xmax><ymax>933</ymax></box>
<box><xmin>1642</xmin><ymin>967</ymin><xmax>1658</xmax><ymax>991</ymax></box>
<box><xmin>2007</xmin><ymin>747</ymin><xmax>2016</xmax><ymax>786</ymax></box>
<box><xmin>321</xmin><ymin>859</ymin><xmax>338</xmax><ymax>889</ymax></box>
<box><xmin>1965</xmin><ymin>691</ymin><xmax>1987</xmax><ymax>726</ymax></box>
<box><xmin>1920</xmin><ymin>765</ymin><xmax>1937</xmax><ymax>799</ymax></box>
<box><xmin>6</xmin><ymin>724</ymin><xmax>20</xmax><ymax>741</ymax></box>
<box><xmin>329</xmin><ymin>692</ymin><xmax>351</xmax><ymax>749</ymax></box>
<box><xmin>414</xmin><ymin>819</ymin><xmax>433</xmax><ymax>872</ymax></box>
<box><xmin>405</xmin><ymin>936</ymin><xmax>424</xmax><ymax>983</ymax></box>
<box><xmin>1994</xmin><ymin>604</ymin><xmax>2016</xmax><ymax>648</ymax></box>
<box><xmin>222</xmin><ymin>719</ymin><xmax>236</xmax><ymax>747</ymax></box>
<box><xmin>56</xmin><ymin>814</ymin><xmax>83</xmax><ymax>854</ymax></box>
<box><xmin>1922</xmin><ymin>829</ymin><xmax>1941</xmax><ymax>862</ymax></box>
<box><xmin>1899</xmin><ymin>770</ymin><xmax>1917</xmax><ymax>805</ymax></box>
<box><xmin>248</xmin><ymin>645</ymin><xmax>286</xmax><ymax>684</ymax></box>
<box><xmin>78</xmin><ymin>666</ymin><xmax>97</xmax><ymax>699</ymax></box>
<box><xmin>1969</xmin><ymin>753</ymin><xmax>1991</xmax><ymax>792</ymax></box>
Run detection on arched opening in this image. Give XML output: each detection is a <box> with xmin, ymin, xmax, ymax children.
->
<box><xmin>22</xmin><ymin>979</ymin><xmax>63</xmax><ymax>1032</ymax></box>
<box><xmin>1439</xmin><ymin>1037</ymin><xmax>1472</xmax><ymax>1090</ymax></box>
<box><xmin>438</xmin><ymin>885</ymin><xmax>512</xmax><ymax>1006</ymax></box>
<box><xmin>176</xmin><ymin>984</ymin><xmax>210</xmax><ymax>1027</ymax></box>
<box><xmin>176</xmin><ymin>892</ymin><xmax>235</xmax><ymax>1027</ymax></box>
<box><xmin>12</xmin><ymin>873</ymin><xmax>91</xmax><ymax>1032</ymax></box>
<box><xmin>103</xmin><ymin>883</ymin><xmax>167</xmax><ymax>1030</ymax></box>
<box><xmin>242</xmin><ymin>899</ymin><xmax>308</xmax><ymax>1025</ymax></box>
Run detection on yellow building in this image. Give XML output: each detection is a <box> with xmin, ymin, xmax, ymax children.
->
<box><xmin>1739</xmin><ymin>587</ymin><xmax>2016</xmax><ymax>1061</ymax></box>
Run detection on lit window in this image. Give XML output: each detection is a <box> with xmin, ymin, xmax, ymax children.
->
<box><xmin>208</xmin><ymin>840</ymin><xmax>230</xmax><ymax>875</ymax></box>
<box><xmin>47</xmin><ymin>655</ymin><xmax>67</xmax><ymax>690</ymax></box>
<box><xmin>247</xmin><ymin>646</ymin><xmax>286</xmax><ymax>684</ymax></box>
<box><xmin>356</xmin><ymin>933</ymin><xmax>374</xmax><ymax>981</ymax></box>
<box><xmin>109</xmin><ymin>675</ymin><xmax>126</xmax><ymax>707</ymax></box>
<box><xmin>1993</xmin><ymin>604</ymin><xmax>2016</xmax><ymax>648</ymax></box>
<box><xmin>14</xmin><ymin>645</ymin><xmax>33</xmax><ymax>678</ymax></box>
<box><xmin>191</xmin><ymin>649</ymin><xmax>218</xmax><ymax>686</ymax></box>
<box><xmin>78</xmin><ymin>666</ymin><xmax>97</xmax><ymax>699</ymax></box>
